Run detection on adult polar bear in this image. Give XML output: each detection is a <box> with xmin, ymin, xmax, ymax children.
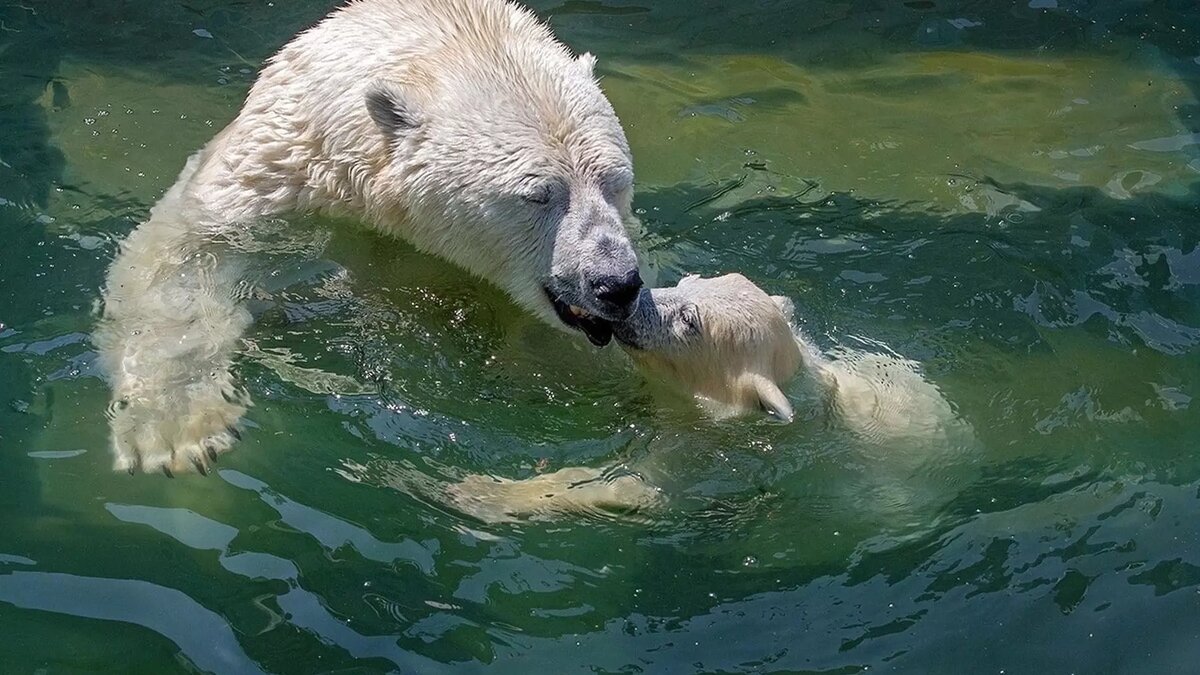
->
<box><xmin>96</xmin><ymin>0</ymin><xmax>644</xmax><ymax>475</ymax></box>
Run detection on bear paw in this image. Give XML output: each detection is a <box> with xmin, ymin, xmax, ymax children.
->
<box><xmin>446</xmin><ymin>466</ymin><xmax>663</xmax><ymax>523</ymax></box>
<box><xmin>108</xmin><ymin>389</ymin><xmax>246</xmax><ymax>476</ymax></box>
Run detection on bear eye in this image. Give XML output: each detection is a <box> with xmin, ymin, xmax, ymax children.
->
<box><xmin>520</xmin><ymin>180</ymin><xmax>555</xmax><ymax>206</ymax></box>
<box><xmin>677</xmin><ymin>303</ymin><xmax>701</xmax><ymax>336</ymax></box>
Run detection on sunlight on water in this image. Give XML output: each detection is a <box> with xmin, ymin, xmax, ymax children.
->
<box><xmin>609</xmin><ymin>50</ymin><xmax>1200</xmax><ymax>209</ymax></box>
<box><xmin>1</xmin><ymin>0</ymin><xmax>1198</xmax><ymax>672</ymax></box>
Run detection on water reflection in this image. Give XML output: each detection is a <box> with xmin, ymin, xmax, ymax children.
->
<box><xmin>105</xmin><ymin>500</ymin><xmax>448</xmax><ymax>673</ymax></box>
<box><xmin>220</xmin><ymin>470</ymin><xmax>437</xmax><ymax>574</ymax></box>
<box><xmin>0</xmin><ymin>571</ymin><xmax>264</xmax><ymax>674</ymax></box>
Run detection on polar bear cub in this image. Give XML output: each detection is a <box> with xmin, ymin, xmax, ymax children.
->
<box><xmin>612</xmin><ymin>273</ymin><xmax>803</xmax><ymax>421</ymax></box>
<box><xmin>615</xmin><ymin>273</ymin><xmax>963</xmax><ymax>444</ymax></box>
<box><xmin>445</xmin><ymin>273</ymin><xmax>970</xmax><ymax>523</ymax></box>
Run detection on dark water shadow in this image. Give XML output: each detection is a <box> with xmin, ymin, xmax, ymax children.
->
<box><xmin>0</xmin><ymin>373</ymin><xmax>45</xmax><ymax>521</ymax></box>
<box><xmin>535</xmin><ymin>0</ymin><xmax>1200</xmax><ymax>77</ymax></box>
<box><xmin>0</xmin><ymin>0</ymin><xmax>335</xmax><ymax>209</ymax></box>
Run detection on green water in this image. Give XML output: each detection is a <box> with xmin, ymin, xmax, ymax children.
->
<box><xmin>2</xmin><ymin>0</ymin><xmax>1200</xmax><ymax>672</ymax></box>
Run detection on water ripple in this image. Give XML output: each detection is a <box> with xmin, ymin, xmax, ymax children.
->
<box><xmin>220</xmin><ymin>469</ymin><xmax>438</xmax><ymax>574</ymax></box>
<box><xmin>0</xmin><ymin>571</ymin><xmax>265</xmax><ymax>674</ymax></box>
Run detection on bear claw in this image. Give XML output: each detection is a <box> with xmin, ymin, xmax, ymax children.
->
<box><xmin>108</xmin><ymin>388</ymin><xmax>245</xmax><ymax>476</ymax></box>
<box><xmin>191</xmin><ymin>456</ymin><xmax>210</xmax><ymax>476</ymax></box>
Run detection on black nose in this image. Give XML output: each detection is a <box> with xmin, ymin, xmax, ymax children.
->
<box><xmin>594</xmin><ymin>269</ymin><xmax>643</xmax><ymax>309</ymax></box>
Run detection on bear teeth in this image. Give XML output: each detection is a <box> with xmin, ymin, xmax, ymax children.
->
<box><xmin>569</xmin><ymin>305</ymin><xmax>588</xmax><ymax>318</ymax></box>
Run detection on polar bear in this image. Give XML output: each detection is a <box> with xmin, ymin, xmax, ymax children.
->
<box><xmin>614</xmin><ymin>273</ymin><xmax>963</xmax><ymax>442</ymax></box>
<box><xmin>446</xmin><ymin>273</ymin><xmax>972</xmax><ymax>523</ymax></box>
<box><xmin>95</xmin><ymin>0</ymin><xmax>644</xmax><ymax>475</ymax></box>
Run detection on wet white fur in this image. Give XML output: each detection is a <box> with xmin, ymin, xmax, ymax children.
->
<box><xmin>96</xmin><ymin>0</ymin><xmax>636</xmax><ymax>474</ymax></box>
<box><xmin>616</xmin><ymin>273</ymin><xmax>803</xmax><ymax>421</ymax></box>
<box><xmin>622</xmin><ymin>274</ymin><xmax>961</xmax><ymax>442</ymax></box>
<box><xmin>446</xmin><ymin>467</ymin><xmax>663</xmax><ymax>523</ymax></box>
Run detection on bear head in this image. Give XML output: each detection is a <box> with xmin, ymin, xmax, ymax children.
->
<box><xmin>613</xmin><ymin>273</ymin><xmax>803</xmax><ymax>421</ymax></box>
<box><xmin>361</xmin><ymin>15</ymin><xmax>641</xmax><ymax>347</ymax></box>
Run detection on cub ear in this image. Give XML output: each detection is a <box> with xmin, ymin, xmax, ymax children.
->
<box><xmin>770</xmin><ymin>295</ymin><xmax>795</xmax><ymax>323</ymax></box>
<box><xmin>365</xmin><ymin>83</ymin><xmax>420</xmax><ymax>136</ymax></box>
<box><xmin>751</xmin><ymin>374</ymin><xmax>794</xmax><ymax>423</ymax></box>
<box><xmin>576</xmin><ymin>52</ymin><xmax>598</xmax><ymax>78</ymax></box>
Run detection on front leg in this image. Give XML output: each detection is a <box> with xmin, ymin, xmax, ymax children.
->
<box><xmin>96</xmin><ymin>202</ymin><xmax>252</xmax><ymax>476</ymax></box>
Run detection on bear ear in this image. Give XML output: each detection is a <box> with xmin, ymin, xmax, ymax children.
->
<box><xmin>751</xmin><ymin>374</ymin><xmax>794</xmax><ymax>423</ymax></box>
<box><xmin>576</xmin><ymin>52</ymin><xmax>597</xmax><ymax>78</ymax></box>
<box><xmin>770</xmin><ymin>295</ymin><xmax>795</xmax><ymax>322</ymax></box>
<box><xmin>365</xmin><ymin>83</ymin><xmax>420</xmax><ymax>136</ymax></box>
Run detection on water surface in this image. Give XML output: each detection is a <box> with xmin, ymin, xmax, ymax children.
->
<box><xmin>2</xmin><ymin>1</ymin><xmax>1199</xmax><ymax>672</ymax></box>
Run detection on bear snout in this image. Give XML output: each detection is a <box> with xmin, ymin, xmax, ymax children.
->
<box><xmin>592</xmin><ymin>268</ymin><xmax>643</xmax><ymax>318</ymax></box>
<box><xmin>577</xmin><ymin>232</ymin><xmax>641</xmax><ymax>319</ymax></box>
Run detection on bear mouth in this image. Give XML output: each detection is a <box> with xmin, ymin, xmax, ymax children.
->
<box><xmin>545</xmin><ymin>288</ymin><xmax>613</xmax><ymax>347</ymax></box>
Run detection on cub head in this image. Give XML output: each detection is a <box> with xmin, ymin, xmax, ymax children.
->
<box><xmin>613</xmin><ymin>273</ymin><xmax>802</xmax><ymax>420</ymax></box>
<box><xmin>361</xmin><ymin>15</ymin><xmax>641</xmax><ymax>347</ymax></box>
